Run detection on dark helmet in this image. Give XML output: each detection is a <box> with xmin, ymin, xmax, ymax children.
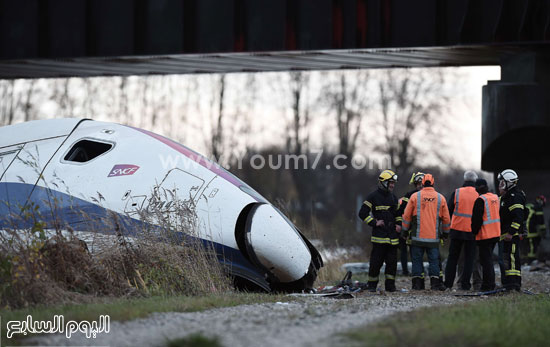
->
<box><xmin>536</xmin><ymin>195</ymin><xmax>546</xmax><ymax>207</ymax></box>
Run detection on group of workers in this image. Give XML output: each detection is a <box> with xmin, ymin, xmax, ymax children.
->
<box><xmin>358</xmin><ymin>169</ymin><xmax>546</xmax><ymax>292</ymax></box>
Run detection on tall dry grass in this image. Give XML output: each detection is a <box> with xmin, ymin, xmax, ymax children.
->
<box><xmin>314</xmin><ymin>247</ymin><xmax>366</xmax><ymax>285</ymax></box>
<box><xmin>0</xmin><ymin>184</ymin><xmax>232</xmax><ymax>309</ymax></box>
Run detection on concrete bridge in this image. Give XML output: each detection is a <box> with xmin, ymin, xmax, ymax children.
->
<box><xmin>1</xmin><ymin>0</ymin><xmax>550</xmax><ymax>182</ymax></box>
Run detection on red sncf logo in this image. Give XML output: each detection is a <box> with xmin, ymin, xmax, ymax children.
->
<box><xmin>108</xmin><ymin>164</ymin><xmax>140</xmax><ymax>177</ymax></box>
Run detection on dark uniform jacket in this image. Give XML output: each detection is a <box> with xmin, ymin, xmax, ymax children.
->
<box><xmin>398</xmin><ymin>189</ymin><xmax>419</xmax><ymax>243</ymax></box>
<box><xmin>525</xmin><ymin>201</ymin><xmax>545</xmax><ymax>237</ymax></box>
<box><xmin>471</xmin><ymin>196</ymin><xmax>486</xmax><ymax>237</ymax></box>
<box><xmin>500</xmin><ymin>186</ymin><xmax>526</xmax><ymax>236</ymax></box>
<box><xmin>358</xmin><ymin>188</ymin><xmax>401</xmax><ymax>245</ymax></box>
<box><xmin>398</xmin><ymin>189</ymin><xmax>419</xmax><ymax>216</ymax></box>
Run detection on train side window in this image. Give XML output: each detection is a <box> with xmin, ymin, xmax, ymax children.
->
<box><xmin>64</xmin><ymin>140</ymin><xmax>112</xmax><ymax>163</ymax></box>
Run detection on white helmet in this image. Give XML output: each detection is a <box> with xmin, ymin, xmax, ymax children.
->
<box><xmin>498</xmin><ymin>169</ymin><xmax>518</xmax><ymax>191</ymax></box>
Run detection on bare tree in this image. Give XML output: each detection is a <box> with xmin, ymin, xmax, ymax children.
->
<box><xmin>225</xmin><ymin>74</ymin><xmax>256</xmax><ymax>164</ymax></box>
<box><xmin>321</xmin><ymin>71</ymin><xmax>374</xmax><ymax>158</ymax></box>
<box><xmin>138</xmin><ymin>77</ymin><xmax>149</xmax><ymax>128</ymax></box>
<box><xmin>82</xmin><ymin>78</ymin><xmax>100</xmax><ymax>118</ymax></box>
<box><xmin>283</xmin><ymin>72</ymin><xmax>317</xmax><ymax>224</ymax></box>
<box><xmin>320</xmin><ymin>70</ymin><xmax>372</xmax><ymax>213</ymax></box>
<box><xmin>22</xmin><ymin>80</ymin><xmax>37</xmax><ymax>122</ymax></box>
<box><xmin>117</xmin><ymin>76</ymin><xmax>129</xmax><ymax>124</ymax></box>
<box><xmin>0</xmin><ymin>80</ymin><xmax>40</xmax><ymax>125</ymax></box>
<box><xmin>0</xmin><ymin>80</ymin><xmax>17</xmax><ymax>126</ymax></box>
<box><xmin>374</xmin><ymin>68</ymin><xmax>456</xmax><ymax>176</ymax></box>
<box><xmin>286</xmin><ymin>72</ymin><xmax>311</xmax><ymax>155</ymax></box>
<box><xmin>50</xmin><ymin>78</ymin><xmax>84</xmax><ymax>118</ymax></box>
<box><xmin>168</xmin><ymin>75</ymin><xmax>198</xmax><ymax>144</ymax></box>
<box><xmin>210</xmin><ymin>74</ymin><xmax>225</xmax><ymax>161</ymax></box>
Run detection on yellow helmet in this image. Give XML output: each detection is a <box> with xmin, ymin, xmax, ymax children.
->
<box><xmin>409</xmin><ymin>172</ymin><xmax>425</xmax><ymax>185</ymax></box>
<box><xmin>379</xmin><ymin>169</ymin><xmax>397</xmax><ymax>190</ymax></box>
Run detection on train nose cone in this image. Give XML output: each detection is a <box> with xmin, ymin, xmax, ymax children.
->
<box><xmin>247</xmin><ymin>204</ymin><xmax>311</xmax><ymax>282</ymax></box>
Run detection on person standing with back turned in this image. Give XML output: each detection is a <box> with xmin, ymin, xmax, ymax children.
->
<box><xmin>471</xmin><ymin>178</ymin><xmax>501</xmax><ymax>291</ymax></box>
<box><xmin>398</xmin><ymin>172</ymin><xmax>425</xmax><ymax>276</ymax></box>
<box><xmin>444</xmin><ymin>170</ymin><xmax>479</xmax><ymax>290</ymax></box>
<box><xmin>402</xmin><ymin>173</ymin><xmax>450</xmax><ymax>291</ymax></box>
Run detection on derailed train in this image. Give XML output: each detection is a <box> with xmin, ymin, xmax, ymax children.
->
<box><xmin>0</xmin><ymin>119</ymin><xmax>323</xmax><ymax>291</ymax></box>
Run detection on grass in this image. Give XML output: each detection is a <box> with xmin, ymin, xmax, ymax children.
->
<box><xmin>344</xmin><ymin>294</ymin><xmax>550</xmax><ymax>347</ymax></box>
<box><xmin>1</xmin><ymin>292</ymin><xmax>288</xmax><ymax>345</ymax></box>
<box><xmin>0</xmin><ymin>187</ymin><xmax>234</xmax><ymax>309</ymax></box>
<box><xmin>315</xmin><ymin>250</ymin><xmax>365</xmax><ymax>285</ymax></box>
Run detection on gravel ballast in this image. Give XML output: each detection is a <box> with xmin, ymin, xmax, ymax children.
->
<box><xmin>28</xmin><ymin>293</ymin><xmax>475</xmax><ymax>347</ymax></box>
<box><xmin>27</xmin><ymin>267</ymin><xmax>550</xmax><ymax>347</ymax></box>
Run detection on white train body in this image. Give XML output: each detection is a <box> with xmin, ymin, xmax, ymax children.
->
<box><xmin>0</xmin><ymin>119</ymin><xmax>322</xmax><ymax>291</ymax></box>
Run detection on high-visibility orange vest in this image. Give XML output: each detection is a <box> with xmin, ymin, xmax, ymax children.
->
<box><xmin>476</xmin><ymin>192</ymin><xmax>501</xmax><ymax>241</ymax></box>
<box><xmin>402</xmin><ymin>187</ymin><xmax>451</xmax><ymax>244</ymax></box>
<box><xmin>450</xmin><ymin>186</ymin><xmax>478</xmax><ymax>232</ymax></box>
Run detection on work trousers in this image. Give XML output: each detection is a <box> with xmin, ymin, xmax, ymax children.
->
<box><xmin>411</xmin><ymin>246</ymin><xmax>440</xmax><ymax>278</ymax></box>
<box><xmin>522</xmin><ymin>236</ymin><xmax>541</xmax><ymax>262</ymax></box>
<box><xmin>368</xmin><ymin>243</ymin><xmax>397</xmax><ymax>288</ymax></box>
<box><xmin>502</xmin><ymin>236</ymin><xmax>522</xmax><ymax>290</ymax></box>
<box><xmin>444</xmin><ymin>238</ymin><xmax>476</xmax><ymax>289</ymax></box>
<box><xmin>497</xmin><ymin>241</ymin><xmax>506</xmax><ymax>280</ymax></box>
<box><xmin>409</xmin><ymin>246</ymin><xmax>443</xmax><ymax>280</ymax></box>
<box><xmin>477</xmin><ymin>239</ymin><xmax>497</xmax><ymax>291</ymax></box>
<box><xmin>399</xmin><ymin>238</ymin><xmax>409</xmax><ymax>274</ymax></box>
<box><xmin>458</xmin><ymin>246</ymin><xmax>482</xmax><ymax>290</ymax></box>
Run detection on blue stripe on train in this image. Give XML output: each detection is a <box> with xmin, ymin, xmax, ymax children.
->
<box><xmin>0</xmin><ymin>182</ymin><xmax>268</xmax><ymax>289</ymax></box>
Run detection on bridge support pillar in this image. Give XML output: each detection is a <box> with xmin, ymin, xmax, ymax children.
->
<box><xmin>482</xmin><ymin>51</ymin><xmax>550</xmax><ymax>200</ymax></box>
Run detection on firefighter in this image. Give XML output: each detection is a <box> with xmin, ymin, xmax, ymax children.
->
<box><xmin>402</xmin><ymin>173</ymin><xmax>450</xmax><ymax>291</ymax></box>
<box><xmin>444</xmin><ymin>170</ymin><xmax>478</xmax><ymax>290</ymax></box>
<box><xmin>498</xmin><ymin>169</ymin><xmax>526</xmax><ymax>291</ymax></box>
<box><xmin>523</xmin><ymin>195</ymin><xmax>546</xmax><ymax>263</ymax></box>
<box><xmin>398</xmin><ymin>172</ymin><xmax>425</xmax><ymax>276</ymax></box>
<box><xmin>471</xmin><ymin>178</ymin><xmax>500</xmax><ymax>291</ymax></box>
<box><xmin>358</xmin><ymin>169</ymin><xmax>402</xmax><ymax>292</ymax></box>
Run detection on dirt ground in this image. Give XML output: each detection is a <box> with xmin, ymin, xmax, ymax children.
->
<box><xmin>28</xmin><ymin>266</ymin><xmax>550</xmax><ymax>347</ymax></box>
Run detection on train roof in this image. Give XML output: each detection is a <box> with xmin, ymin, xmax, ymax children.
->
<box><xmin>0</xmin><ymin>118</ymin><xmax>87</xmax><ymax>149</ymax></box>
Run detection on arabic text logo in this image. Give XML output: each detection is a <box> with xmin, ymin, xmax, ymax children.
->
<box><xmin>6</xmin><ymin>315</ymin><xmax>110</xmax><ymax>339</ymax></box>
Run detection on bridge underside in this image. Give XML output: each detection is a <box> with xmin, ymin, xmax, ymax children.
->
<box><xmin>0</xmin><ymin>45</ymin><xmax>526</xmax><ymax>79</ymax></box>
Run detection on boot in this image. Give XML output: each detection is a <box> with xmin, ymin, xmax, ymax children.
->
<box><xmin>412</xmin><ymin>277</ymin><xmax>423</xmax><ymax>290</ymax></box>
<box><xmin>420</xmin><ymin>275</ymin><xmax>425</xmax><ymax>290</ymax></box>
<box><xmin>385</xmin><ymin>279</ymin><xmax>396</xmax><ymax>292</ymax></box>
<box><xmin>479</xmin><ymin>284</ymin><xmax>495</xmax><ymax>292</ymax></box>
<box><xmin>366</xmin><ymin>281</ymin><xmax>378</xmax><ymax>292</ymax></box>
<box><xmin>430</xmin><ymin>277</ymin><xmax>446</xmax><ymax>291</ymax></box>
